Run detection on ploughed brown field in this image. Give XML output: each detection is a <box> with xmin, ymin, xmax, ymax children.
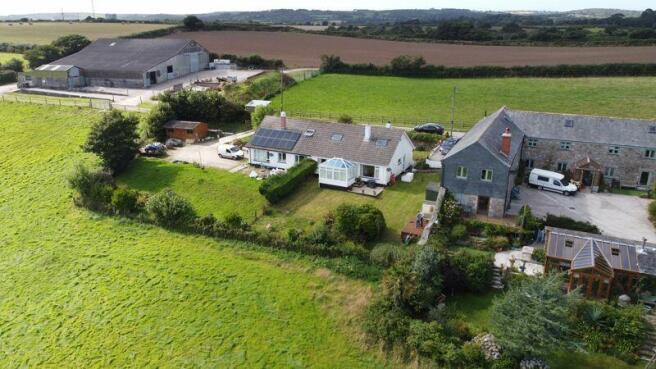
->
<box><xmin>167</xmin><ymin>30</ymin><xmax>656</xmax><ymax>68</ymax></box>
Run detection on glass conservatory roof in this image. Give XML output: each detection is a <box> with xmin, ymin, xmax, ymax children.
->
<box><xmin>321</xmin><ymin>157</ymin><xmax>355</xmax><ymax>169</ymax></box>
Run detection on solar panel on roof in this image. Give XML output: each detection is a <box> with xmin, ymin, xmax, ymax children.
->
<box><xmin>251</xmin><ymin>128</ymin><xmax>300</xmax><ymax>151</ymax></box>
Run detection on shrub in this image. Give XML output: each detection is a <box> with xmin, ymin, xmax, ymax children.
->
<box><xmin>140</xmin><ymin>102</ymin><xmax>175</xmax><ymax>142</ymax></box>
<box><xmin>449</xmin><ymin>249</ymin><xmax>494</xmax><ymax>293</ymax></box>
<box><xmin>334</xmin><ymin>203</ymin><xmax>386</xmax><ymax>243</ymax></box>
<box><xmin>0</xmin><ymin>70</ymin><xmax>17</xmax><ymax>84</ymax></box>
<box><xmin>159</xmin><ymin>89</ymin><xmax>248</xmax><ymax>124</ymax></box>
<box><xmin>438</xmin><ymin>192</ymin><xmax>463</xmax><ymax>228</ymax></box>
<box><xmin>362</xmin><ymin>298</ymin><xmax>411</xmax><ymax>347</ymax></box>
<box><xmin>145</xmin><ymin>189</ymin><xmax>196</xmax><ymax>229</ymax></box>
<box><xmin>516</xmin><ymin>205</ymin><xmax>542</xmax><ymax>231</ymax></box>
<box><xmin>259</xmin><ymin>159</ymin><xmax>317</xmax><ymax>203</ymax></box>
<box><xmin>337</xmin><ymin>114</ymin><xmax>353</xmax><ymax>124</ymax></box>
<box><xmin>649</xmin><ymin>200</ymin><xmax>656</xmax><ymax>226</ymax></box>
<box><xmin>450</xmin><ymin>224</ymin><xmax>468</xmax><ymax>242</ymax></box>
<box><xmin>1</xmin><ymin>58</ymin><xmax>24</xmax><ymax>72</ymax></box>
<box><xmin>251</xmin><ymin>105</ymin><xmax>274</xmax><ymax>129</ymax></box>
<box><xmin>485</xmin><ymin>235</ymin><xmax>511</xmax><ymax>251</ymax></box>
<box><xmin>545</xmin><ymin>214</ymin><xmax>600</xmax><ymax>234</ymax></box>
<box><xmin>83</xmin><ymin>110</ymin><xmax>139</xmax><ymax>174</ymax></box>
<box><xmin>67</xmin><ymin>163</ymin><xmax>114</xmax><ymax>212</ymax></box>
<box><xmin>111</xmin><ymin>187</ymin><xmax>141</xmax><ymax>216</ymax></box>
<box><xmin>224</xmin><ymin>212</ymin><xmax>245</xmax><ymax>229</ymax></box>
<box><xmin>532</xmin><ymin>248</ymin><xmax>546</xmax><ymax>263</ymax></box>
<box><xmin>370</xmin><ymin>243</ymin><xmax>407</xmax><ymax>267</ymax></box>
<box><xmin>407</xmin><ymin>131</ymin><xmax>442</xmax><ymax>143</ymax></box>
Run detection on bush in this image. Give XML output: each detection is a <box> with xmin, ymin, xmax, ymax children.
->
<box><xmin>649</xmin><ymin>200</ymin><xmax>656</xmax><ymax>226</ymax></box>
<box><xmin>485</xmin><ymin>235</ymin><xmax>511</xmax><ymax>251</ymax></box>
<box><xmin>140</xmin><ymin>102</ymin><xmax>175</xmax><ymax>142</ymax></box>
<box><xmin>1</xmin><ymin>58</ymin><xmax>24</xmax><ymax>72</ymax></box>
<box><xmin>250</xmin><ymin>105</ymin><xmax>274</xmax><ymax>129</ymax></box>
<box><xmin>545</xmin><ymin>214</ymin><xmax>600</xmax><ymax>234</ymax></box>
<box><xmin>145</xmin><ymin>189</ymin><xmax>196</xmax><ymax>229</ymax></box>
<box><xmin>159</xmin><ymin>89</ymin><xmax>248</xmax><ymax>124</ymax></box>
<box><xmin>370</xmin><ymin>243</ymin><xmax>407</xmax><ymax>267</ymax></box>
<box><xmin>362</xmin><ymin>298</ymin><xmax>411</xmax><ymax>347</ymax></box>
<box><xmin>407</xmin><ymin>131</ymin><xmax>442</xmax><ymax>143</ymax></box>
<box><xmin>449</xmin><ymin>249</ymin><xmax>494</xmax><ymax>293</ymax></box>
<box><xmin>572</xmin><ymin>300</ymin><xmax>647</xmax><ymax>362</ymax></box>
<box><xmin>259</xmin><ymin>159</ymin><xmax>317</xmax><ymax>203</ymax></box>
<box><xmin>438</xmin><ymin>192</ymin><xmax>463</xmax><ymax>228</ymax></box>
<box><xmin>111</xmin><ymin>187</ymin><xmax>141</xmax><ymax>216</ymax></box>
<box><xmin>337</xmin><ymin>114</ymin><xmax>353</xmax><ymax>124</ymax></box>
<box><xmin>0</xmin><ymin>70</ymin><xmax>17</xmax><ymax>84</ymax></box>
<box><xmin>449</xmin><ymin>224</ymin><xmax>468</xmax><ymax>242</ymax></box>
<box><xmin>532</xmin><ymin>248</ymin><xmax>546</xmax><ymax>263</ymax></box>
<box><xmin>67</xmin><ymin>163</ymin><xmax>114</xmax><ymax>212</ymax></box>
<box><xmin>334</xmin><ymin>203</ymin><xmax>386</xmax><ymax>244</ymax></box>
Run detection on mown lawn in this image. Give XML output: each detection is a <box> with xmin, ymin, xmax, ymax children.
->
<box><xmin>118</xmin><ymin>158</ymin><xmax>266</xmax><ymax>222</ymax></box>
<box><xmin>0</xmin><ymin>102</ymin><xmax>387</xmax><ymax>369</ymax></box>
<box><xmin>0</xmin><ymin>22</ymin><xmax>172</xmax><ymax>44</ymax></box>
<box><xmin>273</xmin><ymin>74</ymin><xmax>656</xmax><ymax>129</ymax></box>
<box><xmin>254</xmin><ymin>172</ymin><xmax>438</xmax><ymax>241</ymax></box>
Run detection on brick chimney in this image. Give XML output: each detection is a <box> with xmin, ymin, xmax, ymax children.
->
<box><xmin>500</xmin><ymin>127</ymin><xmax>511</xmax><ymax>156</ymax></box>
<box><xmin>280</xmin><ymin>111</ymin><xmax>287</xmax><ymax>130</ymax></box>
<box><xmin>363</xmin><ymin>124</ymin><xmax>371</xmax><ymax>142</ymax></box>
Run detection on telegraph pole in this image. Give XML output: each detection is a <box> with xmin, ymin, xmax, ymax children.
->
<box><xmin>279</xmin><ymin>66</ymin><xmax>285</xmax><ymax>113</ymax></box>
<box><xmin>450</xmin><ymin>86</ymin><xmax>458</xmax><ymax>137</ymax></box>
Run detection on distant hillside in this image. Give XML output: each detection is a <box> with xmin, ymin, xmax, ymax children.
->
<box><xmin>0</xmin><ymin>8</ymin><xmax>643</xmax><ymax>24</ymax></box>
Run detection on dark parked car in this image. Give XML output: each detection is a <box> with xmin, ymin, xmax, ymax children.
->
<box><xmin>414</xmin><ymin>123</ymin><xmax>445</xmax><ymax>135</ymax></box>
<box><xmin>439</xmin><ymin>137</ymin><xmax>460</xmax><ymax>154</ymax></box>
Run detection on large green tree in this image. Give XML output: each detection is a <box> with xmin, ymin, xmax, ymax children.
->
<box><xmin>140</xmin><ymin>102</ymin><xmax>175</xmax><ymax>141</ymax></box>
<box><xmin>24</xmin><ymin>45</ymin><xmax>61</xmax><ymax>69</ymax></box>
<box><xmin>83</xmin><ymin>111</ymin><xmax>139</xmax><ymax>174</ymax></box>
<box><xmin>52</xmin><ymin>34</ymin><xmax>91</xmax><ymax>56</ymax></box>
<box><xmin>490</xmin><ymin>273</ymin><xmax>579</xmax><ymax>357</ymax></box>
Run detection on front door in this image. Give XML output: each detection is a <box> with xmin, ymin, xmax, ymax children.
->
<box><xmin>477</xmin><ymin>196</ymin><xmax>490</xmax><ymax>214</ymax></box>
<box><xmin>148</xmin><ymin>71</ymin><xmax>157</xmax><ymax>85</ymax></box>
<box><xmin>639</xmin><ymin>171</ymin><xmax>651</xmax><ymax>187</ymax></box>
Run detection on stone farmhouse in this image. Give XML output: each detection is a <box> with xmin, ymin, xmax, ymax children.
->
<box><xmin>442</xmin><ymin>107</ymin><xmax>656</xmax><ymax>217</ymax></box>
<box><xmin>246</xmin><ymin>114</ymin><xmax>415</xmax><ymax>188</ymax></box>
<box><xmin>19</xmin><ymin>38</ymin><xmax>209</xmax><ymax>89</ymax></box>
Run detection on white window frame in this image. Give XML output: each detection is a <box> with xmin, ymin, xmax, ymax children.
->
<box><xmin>608</xmin><ymin>145</ymin><xmax>620</xmax><ymax>155</ymax></box>
<box><xmin>526</xmin><ymin>159</ymin><xmax>535</xmax><ymax>169</ymax></box>
<box><xmin>527</xmin><ymin>138</ymin><xmax>538</xmax><ymax>148</ymax></box>
<box><xmin>481</xmin><ymin>169</ymin><xmax>493</xmax><ymax>182</ymax></box>
<box><xmin>560</xmin><ymin>141</ymin><xmax>571</xmax><ymax>150</ymax></box>
<box><xmin>279</xmin><ymin>152</ymin><xmax>287</xmax><ymax>163</ymax></box>
<box><xmin>456</xmin><ymin>166</ymin><xmax>468</xmax><ymax>179</ymax></box>
<box><xmin>604</xmin><ymin>167</ymin><xmax>616</xmax><ymax>178</ymax></box>
<box><xmin>557</xmin><ymin>162</ymin><xmax>568</xmax><ymax>172</ymax></box>
<box><xmin>645</xmin><ymin>149</ymin><xmax>656</xmax><ymax>159</ymax></box>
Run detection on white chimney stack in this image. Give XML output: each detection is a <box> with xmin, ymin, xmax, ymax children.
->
<box><xmin>280</xmin><ymin>111</ymin><xmax>287</xmax><ymax>130</ymax></box>
<box><xmin>363</xmin><ymin>124</ymin><xmax>371</xmax><ymax>142</ymax></box>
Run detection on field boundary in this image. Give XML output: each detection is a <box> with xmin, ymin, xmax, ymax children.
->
<box><xmin>285</xmin><ymin>109</ymin><xmax>461</xmax><ymax>128</ymax></box>
<box><xmin>0</xmin><ymin>94</ymin><xmax>149</xmax><ymax>113</ymax></box>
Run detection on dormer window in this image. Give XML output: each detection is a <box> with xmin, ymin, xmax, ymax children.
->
<box><xmin>375</xmin><ymin>139</ymin><xmax>389</xmax><ymax>147</ymax></box>
<box><xmin>330</xmin><ymin>133</ymin><xmax>343</xmax><ymax>142</ymax></box>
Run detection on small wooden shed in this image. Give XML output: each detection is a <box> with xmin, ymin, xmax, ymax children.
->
<box><xmin>164</xmin><ymin>120</ymin><xmax>209</xmax><ymax>143</ymax></box>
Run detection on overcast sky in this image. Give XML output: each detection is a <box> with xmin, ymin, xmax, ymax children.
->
<box><xmin>0</xmin><ymin>0</ymin><xmax>652</xmax><ymax>16</ymax></box>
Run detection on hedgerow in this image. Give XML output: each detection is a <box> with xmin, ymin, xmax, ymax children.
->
<box><xmin>259</xmin><ymin>159</ymin><xmax>317</xmax><ymax>203</ymax></box>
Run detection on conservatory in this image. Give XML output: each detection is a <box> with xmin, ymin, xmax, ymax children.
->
<box><xmin>318</xmin><ymin>158</ymin><xmax>358</xmax><ymax>188</ymax></box>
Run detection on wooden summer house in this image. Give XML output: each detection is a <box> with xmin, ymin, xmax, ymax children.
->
<box><xmin>544</xmin><ymin>227</ymin><xmax>656</xmax><ymax>299</ymax></box>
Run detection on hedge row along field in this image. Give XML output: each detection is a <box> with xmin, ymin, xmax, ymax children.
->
<box><xmin>272</xmin><ymin>74</ymin><xmax>656</xmax><ymax>129</ymax></box>
<box><xmin>0</xmin><ymin>102</ymin><xmax>386</xmax><ymax>369</ymax></box>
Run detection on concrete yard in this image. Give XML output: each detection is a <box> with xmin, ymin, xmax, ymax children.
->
<box><xmin>165</xmin><ymin>131</ymin><xmax>254</xmax><ymax>171</ymax></box>
<box><xmin>508</xmin><ymin>186</ymin><xmax>656</xmax><ymax>241</ymax></box>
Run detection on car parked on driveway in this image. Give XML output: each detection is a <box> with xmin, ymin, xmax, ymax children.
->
<box><xmin>218</xmin><ymin>144</ymin><xmax>244</xmax><ymax>160</ymax></box>
<box><xmin>141</xmin><ymin>142</ymin><xmax>166</xmax><ymax>157</ymax></box>
<box><xmin>414</xmin><ymin>123</ymin><xmax>445</xmax><ymax>135</ymax></box>
<box><xmin>528</xmin><ymin>168</ymin><xmax>578</xmax><ymax>196</ymax></box>
<box><xmin>165</xmin><ymin>138</ymin><xmax>184</xmax><ymax>148</ymax></box>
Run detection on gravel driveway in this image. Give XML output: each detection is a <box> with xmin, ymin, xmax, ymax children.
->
<box><xmin>508</xmin><ymin>186</ymin><xmax>656</xmax><ymax>241</ymax></box>
<box><xmin>165</xmin><ymin>131</ymin><xmax>253</xmax><ymax>171</ymax></box>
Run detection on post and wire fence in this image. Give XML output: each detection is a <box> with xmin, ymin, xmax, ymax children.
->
<box><xmin>0</xmin><ymin>93</ymin><xmax>150</xmax><ymax>113</ymax></box>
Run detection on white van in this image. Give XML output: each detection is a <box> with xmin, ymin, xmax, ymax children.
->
<box><xmin>528</xmin><ymin>168</ymin><xmax>578</xmax><ymax>196</ymax></box>
<box><xmin>217</xmin><ymin>144</ymin><xmax>244</xmax><ymax>160</ymax></box>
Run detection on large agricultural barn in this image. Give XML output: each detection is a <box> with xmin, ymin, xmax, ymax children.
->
<box><xmin>19</xmin><ymin>38</ymin><xmax>209</xmax><ymax>89</ymax></box>
<box><xmin>442</xmin><ymin>107</ymin><xmax>656</xmax><ymax>217</ymax></box>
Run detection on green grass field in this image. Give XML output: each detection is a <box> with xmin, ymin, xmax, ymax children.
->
<box><xmin>0</xmin><ymin>22</ymin><xmax>171</xmax><ymax>44</ymax></box>
<box><xmin>273</xmin><ymin>74</ymin><xmax>656</xmax><ymax>129</ymax></box>
<box><xmin>0</xmin><ymin>52</ymin><xmax>26</xmax><ymax>68</ymax></box>
<box><xmin>0</xmin><ymin>102</ymin><xmax>386</xmax><ymax>368</ymax></box>
<box><xmin>254</xmin><ymin>173</ymin><xmax>437</xmax><ymax>241</ymax></box>
<box><xmin>119</xmin><ymin>158</ymin><xmax>266</xmax><ymax>222</ymax></box>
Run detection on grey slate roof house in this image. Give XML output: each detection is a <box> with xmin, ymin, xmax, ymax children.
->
<box><xmin>442</xmin><ymin>107</ymin><xmax>656</xmax><ymax>217</ymax></box>
<box><xmin>544</xmin><ymin>226</ymin><xmax>656</xmax><ymax>298</ymax></box>
<box><xmin>19</xmin><ymin>38</ymin><xmax>209</xmax><ymax>89</ymax></box>
<box><xmin>246</xmin><ymin>114</ymin><xmax>415</xmax><ymax>187</ymax></box>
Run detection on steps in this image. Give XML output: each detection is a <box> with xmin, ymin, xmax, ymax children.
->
<box><xmin>491</xmin><ymin>266</ymin><xmax>504</xmax><ymax>290</ymax></box>
<box><xmin>640</xmin><ymin>314</ymin><xmax>656</xmax><ymax>362</ymax></box>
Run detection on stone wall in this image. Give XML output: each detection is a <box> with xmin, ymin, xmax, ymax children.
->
<box><xmin>521</xmin><ymin>139</ymin><xmax>656</xmax><ymax>188</ymax></box>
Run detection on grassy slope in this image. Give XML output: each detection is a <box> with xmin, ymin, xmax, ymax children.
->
<box><xmin>255</xmin><ymin>173</ymin><xmax>437</xmax><ymax>241</ymax></box>
<box><xmin>273</xmin><ymin>74</ymin><xmax>656</xmax><ymax>129</ymax></box>
<box><xmin>0</xmin><ymin>102</ymin><xmax>386</xmax><ymax>369</ymax></box>
<box><xmin>0</xmin><ymin>22</ymin><xmax>171</xmax><ymax>44</ymax></box>
<box><xmin>118</xmin><ymin>158</ymin><xmax>266</xmax><ymax>222</ymax></box>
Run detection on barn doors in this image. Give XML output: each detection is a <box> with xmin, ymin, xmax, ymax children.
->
<box><xmin>190</xmin><ymin>53</ymin><xmax>200</xmax><ymax>73</ymax></box>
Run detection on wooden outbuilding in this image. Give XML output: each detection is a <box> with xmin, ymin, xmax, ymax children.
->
<box><xmin>543</xmin><ymin>227</ymin><xmax>656</xmax><ymax>299</ymax></box>
<box><xmin>164</xmin><ymin>120</ymin><xmax>209</xmax><ymax>143</ymax></box>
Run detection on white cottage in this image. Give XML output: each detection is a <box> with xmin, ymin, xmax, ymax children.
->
<box><xmin>246</xmin><ymin>113</ymin><xmax>415</xmax><ymax>187</ymax></box>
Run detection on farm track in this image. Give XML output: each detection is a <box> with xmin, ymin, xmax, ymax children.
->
<box><xmin>167</xmin><ymin>30</ymin><xmax>656</xmax><ymax>68</ymax></box>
